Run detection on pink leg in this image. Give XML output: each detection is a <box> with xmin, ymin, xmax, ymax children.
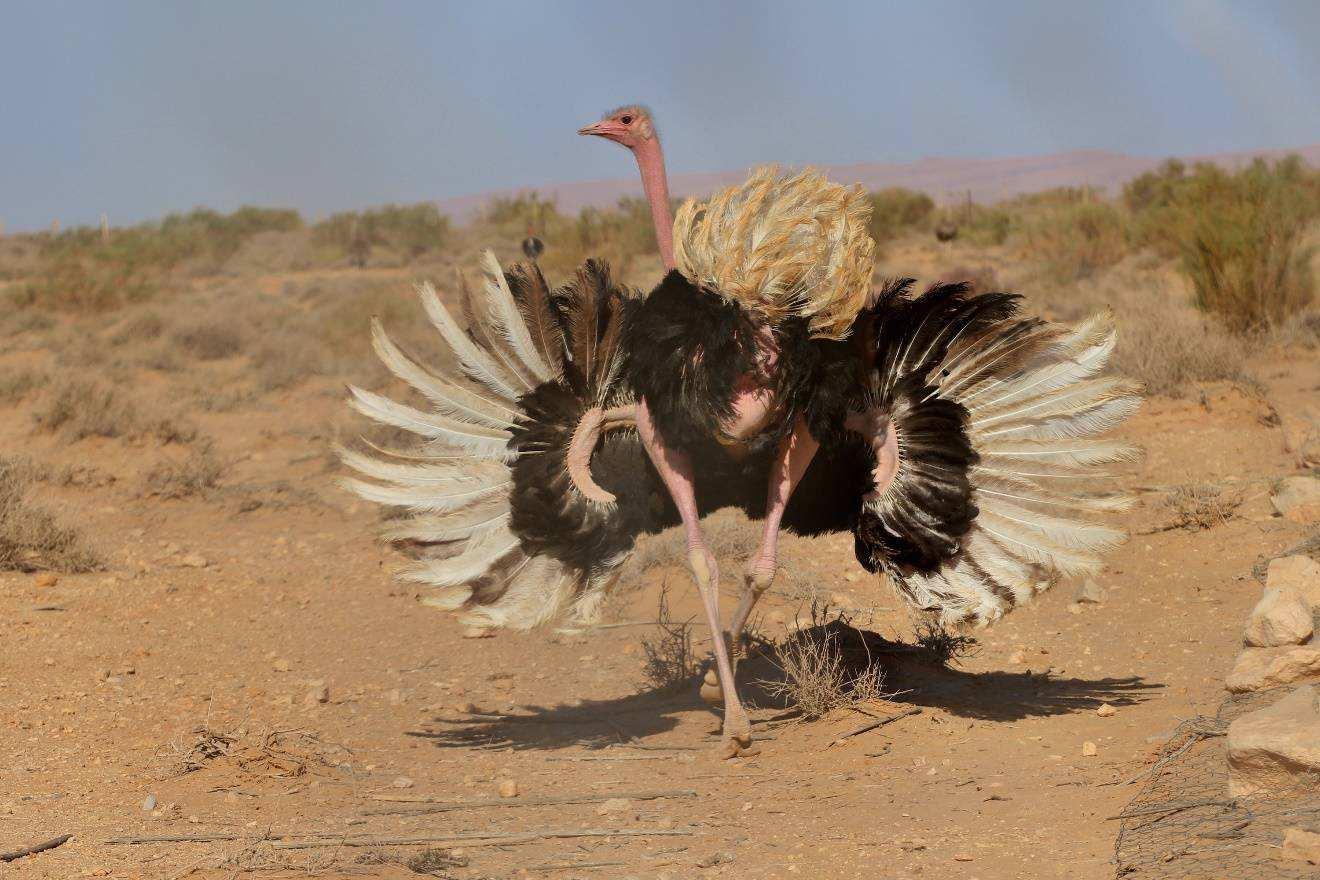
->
<box><xmin>636</xmin><ymin>398</ymin><xmax>752</xmax><ymax>757</ymax></box>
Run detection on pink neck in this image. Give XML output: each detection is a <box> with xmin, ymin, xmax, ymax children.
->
<box><xmin>632</xmin><ymin>138</ymin><xmax>675</xmax><ymax>270</ymax></box>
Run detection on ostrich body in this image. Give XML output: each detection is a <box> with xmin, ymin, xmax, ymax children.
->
<box><xmin>344</xmin><ymin>108</ymin><xmax>1142</xmax><ymax>758</ymax></box>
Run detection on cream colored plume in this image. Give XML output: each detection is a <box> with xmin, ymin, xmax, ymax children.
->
<box><xmin>672</xmin><ymin>165</ymin><xmax>875</xmax><ymax>340</ymax></box>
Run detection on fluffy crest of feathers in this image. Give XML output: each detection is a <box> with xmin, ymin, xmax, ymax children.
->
<box><xmin>673</xmin><ymin>165</ymin><xmax>876</xmax><ymax>340</ymax></box>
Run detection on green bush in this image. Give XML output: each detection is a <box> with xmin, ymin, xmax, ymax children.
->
<box><xmin>313</xmin><ymin>203</ymin><xmax>450</xmax><ymax>263</ymax></box>
<box><xmin>868</xmin><ymin>188</ymin><xmax>935</xmax><ymax>244</ymax></box>
<box><xmin>1022</xmin><ymin>200</ymin><xmax>1129</xmax><ymax>282</ymax></box>
<box><xmin>1127</xmin><ymin>158</ymin><xmax>1319</xmax><ymax>331</ymax></box>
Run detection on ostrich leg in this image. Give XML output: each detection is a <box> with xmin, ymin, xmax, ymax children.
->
<box><xmin>702</xmin><ymin>416</ymin><xmax>819</xmax><ymax>703</ymax></box>
<box><xmin>635</xmin><ymin>398</ymin><xmax>752</xmax><ymax>757</ymax></box>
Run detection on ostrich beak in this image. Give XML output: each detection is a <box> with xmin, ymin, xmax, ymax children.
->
<box><xmin>577</xmin><ymin>121</ymin><xmax>608</xmax><ymax>137</ymax></box>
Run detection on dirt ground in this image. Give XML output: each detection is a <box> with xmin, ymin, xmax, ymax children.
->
<box><xmin>3</xmin><ymin>257</ymin><xmax>1320</xmax><ymax>879</ymax></box>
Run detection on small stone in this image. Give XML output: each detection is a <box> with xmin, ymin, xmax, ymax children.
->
<box><xmin>696</xmin><ymin>851</ymin><xmax>736</xmax><ymax>868</ymax></box>
<box><xmin>1009</xmin><ymin>650</ymin><xmax>1027</xmax><ymax>665</ymax></box>
<box><xmin>1282</xmin><ymin>827</ymin><xmax>1320</xmax><ymax>864</ymax></box>
<box><xmin>497</xmin><ymin>778</ymin><xmax>518</xmax><ymax>798</ymax></box>
<box><xmin>1272</xmin><ymin>477</ymin><xmax>1320</xmax><ymax>524</ymax></box>
<box><xmin>595</xmin><ymin>797</ymin><xmax>631</xmax><ymax>815</ymax></box>
<box><xmin>1082</xmin><ymin>741</ymin><xmax>1098</xmax><ymax>757</ymax></box>
<box><xmin>453</xmin><ymin>701</ymin><xmax>476</xmax><ymax>714</ymax></box>
<box><xmin>34</xmin><ymin>572</ymin><xmax>58</xmax><ymax>588</ymax></box>
<box><xmin>178</xmin><ymin>554</ymin><xmax>209</xmax><ymax>569</ymax></box>
<box><xmin>1076</xmin><ymin>579</ymin><xmax>1106</xmax><ymax>604</ymax></box>
<box><xmin>1267</xmin><ymin>556</ymin><xmax>1320</xmax><ymax>607</ymax></box>
<box><xmin>952</xmin><ymin>853</ymin><xmax>974</xmax><ymax>862</ymax></box>
<box><xmin>391</xmin><ymin>777</ymin><xmax>414</xmax><ymax>789</ymax></box>
<box><xmin>305</xmin><ymin>681</ymin><xmax>329</xmax><ymax>705</ymax></box>
<box><xmin>141</xmin><ymin>794</ymin><xmax>157</xmax><ymax>812</ymax></box>
<box><xmin>1097</xmin><ymin>703</ymin><xmax>1116</xmax><ymax>717</ymax></box>
<box><xmin>1244</xmin><ymin>588</ymin><xmax>1314</xmax><ymax>647</ymax></box>
<box><xmin>1226</xmin><ymin>646</ymin><xmax>1320</xmax><ymax>693</ymax></box>
<box><xmin>273</xmin><ymin>658</ymin><xmax>292</xmax><ymax>672</ymax></box>
<box><xmin>462</xmin><ymin>626</ymin><xmax>494</xmax><ymax>639</ymax></box>
<box><xmin>1228</xmin><ymin>685</ymin><xmax>1320</xmax><ymax>797</ymax></box>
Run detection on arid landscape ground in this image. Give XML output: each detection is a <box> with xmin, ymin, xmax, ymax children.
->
<box><xmin>2</xmin><ymin>170</ymin><xmax>1320</xmax><ymax>879</ymax></box>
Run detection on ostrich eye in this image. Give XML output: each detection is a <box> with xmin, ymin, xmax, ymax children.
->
<box><xmin>620</xmin><ymin>115</ymin><xmax>633</xmax><ymax>125</ymax></box>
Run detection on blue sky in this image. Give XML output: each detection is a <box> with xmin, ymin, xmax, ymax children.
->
<box><xmin>2</xmin><ymin>0</ymin><xmax>1318</xmax><ymax>230</ymax></box>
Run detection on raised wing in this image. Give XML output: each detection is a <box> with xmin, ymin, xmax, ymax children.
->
<box><xmin>341</xmin><ymin>252</ymin><xmax>652</xmax><ymax>630</ymax></box>
<box><xmin>850</xmin><ymin>281</ymin><xmax>1141</xmax><ymax>628</ymax></box>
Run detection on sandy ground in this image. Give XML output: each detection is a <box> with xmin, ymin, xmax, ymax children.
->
<box><xmin>2</xmin><ymin>300</ymin><xmax>1319</xmax><ymax>879</ymax></box>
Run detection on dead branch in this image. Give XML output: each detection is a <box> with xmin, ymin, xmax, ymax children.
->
<box><xmin>827</xmin><ymin>706</ymin><xmax>921</xmax><ymax>747</ymax></box>
<box><xmin>270</xmin><ymin>827</ymin><xmax>692</xmax><ymax>850</ymax></box>
<box><xmin>363</xmin><ymin>788</ymin><xmax>697</xmax><ymax>815</ymax></box>
<box><xmin>1</xmin><ymin>833</ymin><xmax>72</xmax><ymax>862</ymax></box>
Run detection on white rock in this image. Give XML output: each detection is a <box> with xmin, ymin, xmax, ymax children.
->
<box><xmin>1267</xmin><ymin>556</ymin><xmax>1320</xmax><ymax>607</ymax></box>
<box><xmin>1075</xmin><ymin>579</ymin><xmax>1106</xmax><ymax>604</ymax></box>
<box><xmin>1097</xmin><ymin>703</ymin><xmax>1116</xmax><ymax>717</ymax></box>
<box><xmin>141</xmin><ymin>794</ymin><xmax>157</xmax><ymax>812</ymax></box>
<box><xmin>1227</xmin><ymin>685</ymin><xmax>1320</xmax><ymax>796</ymax></box>
<box><xmin>1272</xmin><ymin>477</ymin><xmax>1320</xmax><ymax>525</ymax></box>
<box><xmin>1226</xmin><ymin>646</ymin><xmax>1320</xmax><ymax>693</ymax></box>
<box><xmin>1244</xmin><ymin>588</ymin><xmax>1314</xmax><ymax>647</ymax></box>
<box><xmin>1282</xmin><ymin>827</ymin><xmax>1320</xmax><ymax>864</ymax></box>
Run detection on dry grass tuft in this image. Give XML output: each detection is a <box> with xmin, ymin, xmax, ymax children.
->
<box><xmin>33</xmin><ymin>379</ymin><xmax>135</xmax><ymax>439</ymax></box>
<box><xmin>761</xmin><ymin>604</ymin><xmax>888</xmax><ymax>719</ymax></box>
<box><xmin>144</xmin><ymin>441</ymin><xmax>229</xmax><ymax>498</ymax></box>
<box><xmin>1162</xmin><ymin>483</ymin><xmax>1244</xmax><ymax>531</ymax></box>
<box><xmin>166</xmin><ymin>722</ymin><xmax>351</xmax><ymax>779</ymax></box>
<box><xmin>639</xmin><ymin>588</ymin><xmax>698</xmax><ymax>691</ymax></box>
<box><xmin>173</xmin><ymin>320</ymin><xmax>245</xmax><ymax>360</ymax></box>
<box><xmin>1111</xmin><ymin>301</ymin><xmax>1247</xmax><ymax>397</ymax></box>
<box><xmin>0</xmin><ymin>367</ymin><xmax>47</xmax><ymax>405</ymax></box>
<box><xmin>0</xmin><ymin>455</ymin><xmax>99</xmax><ymax>572</ymax></box>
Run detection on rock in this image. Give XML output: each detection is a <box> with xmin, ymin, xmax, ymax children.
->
<box><xmin>391</xmin><ymin>777</ymin><xmax>414</xmax><ymax>789</ymax></box>
<box><xmin>141</xmin><ymin>794</ymin><xmax>157</xmax><ymax>812</ymax></box>
<box><xmin>952</xmin><ymin>853</ymin><xmax>974</xmax><ymax>862</ymax></box>
<box><xmin>1076</xmin><ymin>579</ymin><xmax>1106</xmax><ymax>604</ymax></box>
<box><xmin>1081</xmin><ymin>741</ymin><xmax>1098</xmax><ymax>757</ymax></box>
<box><xmin>1009</xmin><ymin>650</ymin><xmax>1027</xmax><ymax>665</ymax></box>
<box><xmin>595</xmin><ymin>797</ymin><xmax>631</xmax><ymax>815</ymax></box>
<box><xmin>34</xmin><ymin>572</ymin><xmax>58</xmax><ymax>588</ymax></box>
<box><xmin>272</xmin><ymin>658</ymin><xmax>292</xmax><ymax>672</ymax></box>
<box><xmin>1097</xmin><ymin>703</ymin><xmax>1116</xmax><ymax>717</ymax></box>
<box><xmin>497</xmin><ymin>778</ymin><xmax>518</xmax><ymax>798</ymax></box>
<box><xmin>178</xmin><ymin>554</ymin><xmax>209</xmax><ymax>569</ymax></box>
<box><xmin>305</xmin><ymin>681</ymin><xmax>329</xmax><ymax>705</ymax></box>
<box><xmin>1226</xmin><ymin>646</ymin><xmax>1320</xmax><ymax>693</ymax></box>
<box><xmin>696</xmin><ymin>851</ymin><xmax>736</xmax><ymax>868</ymax></box>
<box><xmin>462</xmin><ymin>626</ymin><xmax>494</xmax><ymax>639</ymax></box>
<box><xmin>1228</xmin><ymin>685</ymin><xmax>1320</xmax><ymax>796</ymax></box>
<box><xmin>1271</xmin><ymin>477</ymin><xmax>1320</xmax><ymax>524</ymax></box>
<box><xmin>1281</xmin><ymin>412</ymin><xmax>1320</xmax><ymax>467</ymax></box>
<box><xmin>1244</xmin><ymin>588</ymin><xmax>1314</xmax><ymax>647</ymax></box>
<box><xmin>1267</xmin><ymin>556</ymin><xmax>1320</xmax><ymax>607</ymax></box>
<box><xmin>1282</xmin><ymin>827</ymin><xmax>1320</xmax><ymax>864</ymax></box>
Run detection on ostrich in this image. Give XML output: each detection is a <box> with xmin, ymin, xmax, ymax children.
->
<box><xmin>934</xmin><ymin>221</ymin><xmax>959</xmax><ymax>243</ymax></box>
<box><xmin>521</xmin><ymin>226</ymin><xmax>544</xmax><ymax>262</ymax></box>
<box><xmin>343</xmin><ymin>122</ymin><xmax>1141</xmax><ymax>758</ymax></box>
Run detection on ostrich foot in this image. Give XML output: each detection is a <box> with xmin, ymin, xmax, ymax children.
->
<box><xmin>719</xmin><ymin>705</ymin><xmax>754</xmax><ymax>758</ymax></box>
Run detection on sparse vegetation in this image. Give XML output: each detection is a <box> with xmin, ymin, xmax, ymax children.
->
<box><xmin>761</xmin><ymin>603</ymin><xmax>887</xmax><ymax>718</ymax></box>
<box><xmin>313</xmin><ymin>203</ymin><xmax>451</xmax><ymax>265</ymax></box>
<box><xmin>173</xmin><ymin>320</ymin><xmax>245</xmax><ymax>360</ymax></box>
<box><xmin>1111</xmin><ymin>298</ymin><xmax>1247</xmax><ymax>397</ymax></box>
<box><xmin>0</xmin><ymin>367</ymin><xmax>47</xmax><ymax>405</ymax></box>
<box><xmin>1162</xmin><ymin>483</ymin><xmax>1244</xmax><ymax>531</ymax></box>
<box><xmin>33</xmin><ymin>379</ymin><xmax>135</xmax><ymax>439</ymax></box>
<box><xmin>639</xmin><ymin>589</ymin><xmax>698</xmax><ymax>691</ymax></box>
<box><xmin>144</xmin><ymin>441</ymin><xmax>228</xmax><ymax>498</ymax></box>
<box><xmin>0</xmin><ymin>455</ymin><xmax>99</xmax><ymax>572</ymax></box>
<box><xmin>868</xmin><ymin>187</ymin><xmax>935</xmax><ymax>247</ymax></box>
<box><xmin>1021</xmin><ymin>196</ymin><xmax>1129</xmax><ymax>282</ymax></box>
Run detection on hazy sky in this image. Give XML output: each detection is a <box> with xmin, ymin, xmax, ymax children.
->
<box><xmin>3</xmin><ymin>0</ymin><xmax>1318</xmax><ymax>230</ymax></box>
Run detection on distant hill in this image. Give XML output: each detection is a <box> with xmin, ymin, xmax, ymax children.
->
<box><xmin>438</xmin><ymin>144</ymin><xmax>1320</xmax><ymax>222</ymax></box>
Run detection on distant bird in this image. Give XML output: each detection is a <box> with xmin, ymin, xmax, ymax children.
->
<box><xmin>521</xmin><ymin>226</ymin><xmax>544</xmax><ymax>262</ymax></box>
<box><xmin>343</xmin><ymin>109</ymin><xmax>1141</xmax><ymax>757</ymax></box>
<box><xmin>935</xmin><ymin>221</ymin><xmax>959</xmax><ymax>243</ymax></box>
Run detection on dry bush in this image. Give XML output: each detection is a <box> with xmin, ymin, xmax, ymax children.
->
<box><xmin>1111</xmin><ymin>300</ymin><xmax>1246</xmax><ymax>397</ymax></box>
<box><xmin>33</xmin><ymin>379</ymin><xmax>135</xmax><ymax>438</ymax></box>
<box><xmin>0</xmin><ymin>455</ymin><xmax>99</xmax><ymax>572</ymax></box>
<box><xmin>868</xmin><ymin>188</ymin><xmax>935</xmax><ymax>247</ymax></box>
<box><xmin>1021</xmin><ymin>197</ymin><xmax>1129</xmax><ymax>282</ymax></box>
<box><xmin>761</xmin><ymin>604</ymin><xmax>887</xmax><ymax>719</ymax></box>
<box><xmin>173</xmin><ymin>320</ymin><xmax>245</xmax><ymax>360</ymax></box>
<box><xmin>110</xmin><ymin>311</ymin><xmax>168</xmax><ymax>346</ymax></box>
<box><xmin>144</xmin><ymin>441</ymin><xmax>229</xmax><ymax>498</ymax></box>
<box><xmin>0</xmin><ymin>368</ymin><xmax>47</xmax><ymax>405</ymax></box>
<box><xmin>639</xmin><ymin>588</ymin><xmax>698</xmax><ymax>691</ymax></box>
<box><xmin>313</xmin><ymin>203</ymin><xmax>451</xmax><ymax>265</ymax></box>
<box><xmin>166</xmin><ymin>722</ymin><xmax>350</xmax><ymax>779</ymax></box>
<box><xmin>1162</xmin><ymin>483</ymin><xmax>1244</xmax><ymax>531</ymax></box>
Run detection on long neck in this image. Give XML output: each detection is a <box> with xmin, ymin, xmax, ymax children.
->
<box><xmin>632</xmin><ymin>137</ymin><xmax>675</xmax><ymax>270</ymax></box>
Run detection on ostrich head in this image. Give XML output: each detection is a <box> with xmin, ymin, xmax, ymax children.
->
<box><xmin>578</xmin><ymin>104</ymin><xmax>674</xmax><ymax>269</ymax></box>
<box><xmin>577</xmin><ymin>104</ymin><xmax>656</xmax><ymax>148</ymax></box>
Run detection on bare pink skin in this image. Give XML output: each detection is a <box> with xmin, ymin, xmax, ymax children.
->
<box><xmin>578</xmin><ymin>107</ymin><xmax>675</xmax><ymax>270</ymax></box>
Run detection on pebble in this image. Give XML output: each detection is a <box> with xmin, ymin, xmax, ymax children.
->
<box><xmin>1097</xmin><ymin>704</ymin><xmax>1116</xmax><ymax>717</ymax></box>
<box><xmin>462</xmin><ymin>626</ymin><xmax>494</xmax><ymax>639</ymax></box>
<box><xmin>1082</xmin><ymin>741</ymin><xmax>1098</xmax><ymax>757</ymax></box>
<box><xmin>696</xmin><ymin>851</ymin><xmax>736</xmax><ymax>868</ymax></box>
<box><xmin>1009</xmin><ymin>650</ymin><xmax>1027</xmax><ymax>665</ymax></box>
<box><xmin>178</xmin><ymin>554</ymin><xmax>209</xmax><ymax>569</ymax></box>
<box><xmin>141</xmin><ymin>794</ymin><xmax>157</xmax><ymax>812</ymax></box>
<box><xmin>952</xmin><ymin>853</ymin><xmax>974</xmax><ymax>862</ymax></box>
<box><xmin>34</xmin><ymin>572</ymin><xmax>59</xmax><ymax>588</ymax></box>
<box><xmin>305</xmin><ymin>681</ymin><xmax>329</xmax><ymax>705</ymax></box>
<box><xmin>498</xmin><ymin>778</ymin><xmax>519</xmax><ymax>798</ymax></box>
<box><xmin>391</xmin><ymin>777</ymin><xmax>414</xmax><ymax>789</ymax></box>
<box><xmin>273</xmin><ymin>658</ymin><xmax>292</xmax><ymax>672</ymax></box>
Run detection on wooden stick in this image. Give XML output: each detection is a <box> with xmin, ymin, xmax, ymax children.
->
<box><xmin>828</xmin><ymin>707</ymin><xmax>920</xmax><ymax>747</ymax></box>
<box><xmin>1</xmin><ymin>834</ymin><xmax>72</xmax><ymax>862</ymax></box>
<box><xmin>270</xmin><ymin>827</ymin><xmax>692</xmax><ymax>851</ymax></box>
<box><xmin>105</xmin><ymin>834</ymin><xmax>240</xmax><ymax>845</ymax></box>
<box><xmin>543</xmin><ymin>754</ymin><xmax>676</xmax><ymax>762</ymax></box>
<box><xmin>363</xmin><ymin>788</ymin><xmax>697</xmax><ymax>815</ymax></box>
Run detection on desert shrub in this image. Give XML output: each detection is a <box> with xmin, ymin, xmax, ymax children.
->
<box><xmin>1126</xmin><ymin>158</ymin><xmax>1318</xmax><ymax>331</ymax></box>
<box><xmin>1162</xmin><ymin>483</ymin><xmax>1243</xmax><ymax>531</ymax></box>
<box><xmin>760</xmin><ymin>603</ymin><xmax>887</xmax><ymax>719</ymax></box>
<box><xmin>9</xmin><ymin>250</ymin><xmax>159</xmax><ymax>311</ymax></box>
<box><xmin>1111</xmin><ymin>299</ymin><xmax>1246</xmax><ymax>397</ymax></box>
<box><xmin>110</xmin><ymin>311</ymin><xmax>168</xmax><ymax>346</ymax></box>
<box><xmin>34</xmin><ymin>379</ymin><xmax>134</xmax><ymax>438</ymax></box>
<box><xmin>250</xmin><ymin>337</ymin><xmax>323</xmax><ymax>391</ymax></box>
<box><xmin>0</xmin><ymin>368</ymin><xmax>47</xmax><ymax>405</ymax></box>
<box><xmin>484</xmin><ymin>191</ymin><xmax>560</xmax><ymax>229</ymax></box>
<box><xmin>173</xmin><ymin>320</ymin><xmax>244</xmax><ymax>360</ymax></box>
<box><xmin>144</xmin><ymin>441</ymin><xmax>228</xmax><ymax>498</ymax></box>
<box><xmin>868</xmin><ymin>187</ymin><xmax>935</xmax><ymax>245</ymax></box>
<box><xmin>639</xmin><ymin>589</ymin><xmax>698</xmax><ymax>691</ymax></box>
<box><xmin>958</xmin><ymin>202</ymin><xmax>1013</xmax><ymax>246</ymax></box>
<box><xmin>0</xmin><ymin>455</ymin><xmax>99</xmax><ymax>572</ymax></box>
<box><xmin>313</xmin><ymin>203</ymin><xmax>450</xmax><ymax>263</ymax></box>
<box><xmin>1021</xmin><ymin>199</ymin><xmax>1129</xmax><ymax>282</ymax></box>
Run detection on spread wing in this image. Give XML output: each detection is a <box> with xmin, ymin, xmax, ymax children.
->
<box><xmin>849</xmin><ymin>282</ymin><xmax>1141</xmax><ymax>628</ymax></box>
<box><xmin>341</xmin><ymin>251</ymin><xmax>653</xmax><ymax>630</ymax></box>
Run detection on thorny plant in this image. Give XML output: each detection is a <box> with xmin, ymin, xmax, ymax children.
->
<box><xmin>1163</xmin><ymin>483</ymin><xmax>1245</xmax><ymax>531</ymax></box>
<box><xmin>165</xmin><ymin>720</ymin><xmax>352</xmax><ymax>780</ymax></box>
<box><xmin>639</xmin><ymin>586</ymin><xmax>698</xmax><ymax>691</ymax></box>
<box><xmin>759</xmin><ymin>601</ymin><xmax>890</xmax><ymax>719</ymax></box>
